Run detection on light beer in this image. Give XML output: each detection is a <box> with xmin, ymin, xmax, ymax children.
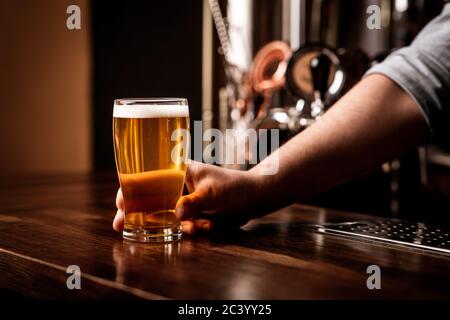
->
<box><xmin>113</xmin><ymin>98</ymin><xmax>189</xmax><ymax>242</ymax></box>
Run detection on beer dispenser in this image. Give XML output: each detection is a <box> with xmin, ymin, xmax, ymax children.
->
<box><xmin>207</xmin><ymin>0</ymin><xmax>447</xmax><ymax>218</ymax></box>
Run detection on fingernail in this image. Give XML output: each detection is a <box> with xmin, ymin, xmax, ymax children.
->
<box><xmin>113</xmin><ymin>209</ymin><xmax>124</xmax><ymax>231</ymax></box>
<box><xmin>181</xmin><ymin>221</ymin><xmax>194</xmax><ymax>235</ymax></box>
<box><xmin>201</xmin><ymin>221</ymin><xmax>212</xmax><ymax>231</ymax></box>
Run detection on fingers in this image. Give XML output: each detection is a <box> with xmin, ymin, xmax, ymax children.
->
<box><xmin>113</xmin><ymin>189</ymin><xmax>124</xmax><ymax>232</ymax></box>
<box><xmin>185</xmin><ymin>160</ymin><xmax>202</xmax><ymax>193</ymax></box>
<box><xmin>175</xmin><ymin>186</ymin><xmax>217</xmax><ymax>221</ymax></box>
<box><xmin>181</xmin><ymin>220</ymin><xmax>195</xmax><ymax>235</ymax></box>
<box><xmin>185</xmin><ymin>161</ymin><xmax>219</xmax><ymax>193</ymax></box>
<box><xmin>116</xmin><ymin>188</ymin><xmax>124</xmax><ymax>210</ymax></box>
<box><xmin>181</xmin><ymin>219</ymin><xmax>214</xmax><ymax>236</ymax></box>
<box><xmin>116</xmin><ymin>162</ymin><xmax>219</xmax><ymax>234</ymax></box>
<box><xmin>113</xmin><ymin>209</ymin><xmax>124</xmax><ymax>231</ymax></box>
<box><xmin>194</xmin><ymin>219</ymin><xmax>214</xmax><ymax>232</ymax></box>
<box><xmin>181</xmin><ymin>215</ymin><xmax>247</xmax><ymax>236</ymax></box>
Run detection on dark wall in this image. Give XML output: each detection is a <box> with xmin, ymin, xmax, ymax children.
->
<box><xmin>91</xmin><ymin>1</ymin><xmax>203</xmax><ymax>168</ymax></box>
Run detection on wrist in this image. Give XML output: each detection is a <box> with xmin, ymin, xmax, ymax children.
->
<box><xmin>242</xmin><ymin>168</ymin><xmax>271</xmax><ymax>217</ymax></box>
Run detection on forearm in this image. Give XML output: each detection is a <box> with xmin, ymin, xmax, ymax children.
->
<box><xmin>249</xmin><ymin>74</ymin><xmax>429</xmax><ymax>214</ymax></box>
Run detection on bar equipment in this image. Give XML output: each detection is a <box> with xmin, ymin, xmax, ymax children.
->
<box><xmin>309</xmin><ymin>219</ymin><xmax>450</xmax><ymax>255</ymax></box>
<box><xmin>207</xmin><ymin>0</ymin><xmax>448</xmax><ymax>219</ymax></box>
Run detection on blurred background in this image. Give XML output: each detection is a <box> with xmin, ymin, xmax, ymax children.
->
<box><xmin>1</xmin><ymin>0</ymin><xmax>449</xmax><ymax>223</ymax></box>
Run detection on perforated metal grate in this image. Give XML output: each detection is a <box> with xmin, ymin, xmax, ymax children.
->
<box><xmin>311</xmin><ymin>220</ymin><xmax>450</xmax><ymax>254</ymax></box>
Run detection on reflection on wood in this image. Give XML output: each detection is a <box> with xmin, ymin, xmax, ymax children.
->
<box><xmin>0</xmin><ymin>171</ymin><xmax>449</xmax><ymax>299</ymax></box>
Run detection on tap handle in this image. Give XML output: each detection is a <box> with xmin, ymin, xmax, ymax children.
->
<box><xmin>310</xmin><ymin>52</ymin><xmax>331</xmax><ymax>101</ymax></box>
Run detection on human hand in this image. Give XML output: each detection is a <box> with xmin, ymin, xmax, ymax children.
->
<box><xmin>113</xmin><ymin>162</ymin><xmax>261</xmax><ymax>235</ymax></box>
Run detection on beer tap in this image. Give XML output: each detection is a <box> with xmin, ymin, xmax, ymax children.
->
<box><xmin>309</xmin><ymin>52</ymin><xmax>331</xmax><ymax>119</ymax></box>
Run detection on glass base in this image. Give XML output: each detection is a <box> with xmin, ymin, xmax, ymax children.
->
<box><xmin>123</xmin><ymin>224</ymin><xmax>182</xmax><ymax>243</ymax></box>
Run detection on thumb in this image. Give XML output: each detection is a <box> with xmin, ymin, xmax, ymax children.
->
<box><xmin>175</xmin><ymin>187</ymin><xmax>218</xmax><ymax>220</ymax></box>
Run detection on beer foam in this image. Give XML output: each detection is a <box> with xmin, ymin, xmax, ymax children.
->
<box><xmin>113</xmin><ymin>104</ymin><xmax>189</xmax><ymax>118</ymax></box>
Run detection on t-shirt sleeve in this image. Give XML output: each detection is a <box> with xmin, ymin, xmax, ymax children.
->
<box><xmin>365</xmin><ymin>3</ymin><xmax>450</xmax><ymax>136</ymax></box>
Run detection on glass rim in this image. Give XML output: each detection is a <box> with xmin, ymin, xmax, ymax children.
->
<box><xmin>114</xmin><ymin>98</ymin><xmax>188</xmax><ymax>105</ymax></box>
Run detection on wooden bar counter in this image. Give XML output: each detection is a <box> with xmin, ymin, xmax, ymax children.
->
<box><xmin>1</xmin><ymin>171</ymin><xmax>450</xmax><ymax>299</ymax></box>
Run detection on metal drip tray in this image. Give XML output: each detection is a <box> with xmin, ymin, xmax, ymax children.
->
<box><xmin>311</xmin><ymin>220</ymin><xmax>450</xmax><ymax>254</ymax></box>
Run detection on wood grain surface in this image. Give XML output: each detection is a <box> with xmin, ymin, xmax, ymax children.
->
<box><xmin>1</xmin><ymin>171</ymin><xmax>449</xmax><ymax>299</ymax></box>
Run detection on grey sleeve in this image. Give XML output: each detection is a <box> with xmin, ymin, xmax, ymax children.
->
<box><xmin>365</xmin><ymin>3</ymin><xmax>450</xmax><ymax>136</ymax></box>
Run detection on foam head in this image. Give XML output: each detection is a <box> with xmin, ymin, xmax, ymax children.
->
<box><xmin>113</xmin><ymin>103</ymin><xmax>189</xmax><ymax>119</ymax></box>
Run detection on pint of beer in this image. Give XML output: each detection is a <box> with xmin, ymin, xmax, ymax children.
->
<box><xmin>113</xmin><ymin>98</ymin><xmax>189</xmax><ymax>242</ymax></box>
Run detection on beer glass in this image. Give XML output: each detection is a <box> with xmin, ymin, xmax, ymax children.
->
<box><xmin>113</xmin><ymin>98</ymin><xmax>190</xmax><ymax>242</ymax></box>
